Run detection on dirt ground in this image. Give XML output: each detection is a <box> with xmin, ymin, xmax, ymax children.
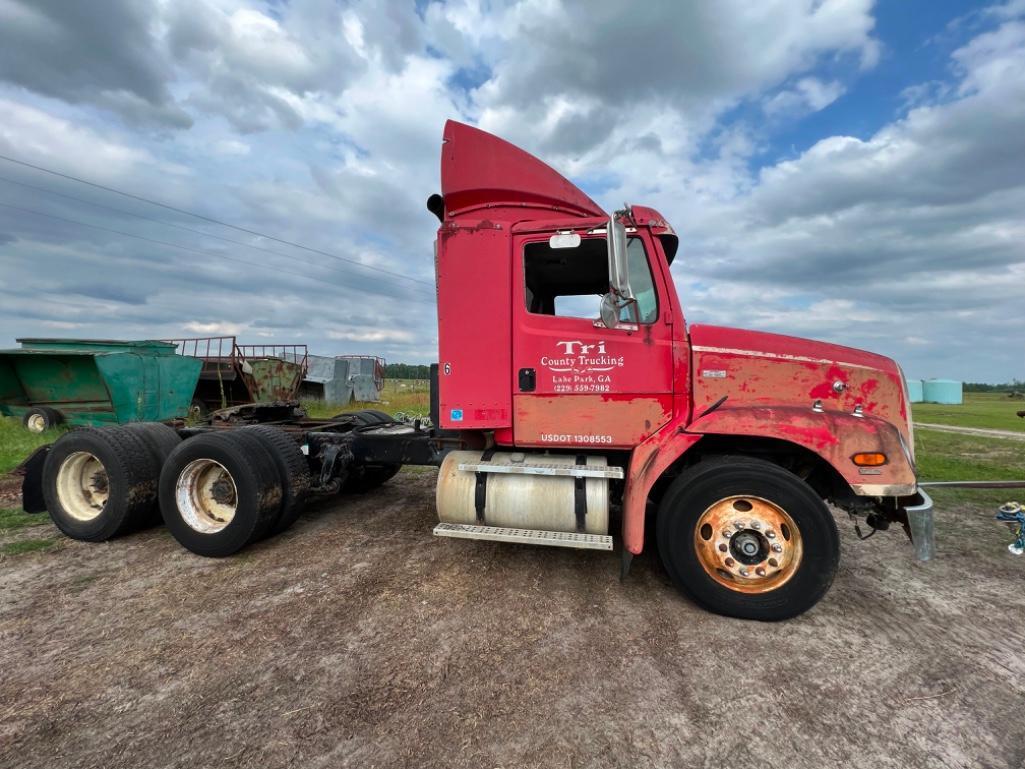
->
<box><xmin>1</xmin><ymin>468</ymin><xmax>1023</xmax><ymax>769</ymax></box>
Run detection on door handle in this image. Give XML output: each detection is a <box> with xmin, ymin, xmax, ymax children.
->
<box><xmin>518</xmin><ymin>368</ymin><xmax>536</xmax><ymax>392</ymax></box>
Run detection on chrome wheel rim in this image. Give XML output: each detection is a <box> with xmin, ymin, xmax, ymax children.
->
<box><xmin>694</xmin><ymin>495</ymin><xmax>803</xmax><ymax>593</ymax></box>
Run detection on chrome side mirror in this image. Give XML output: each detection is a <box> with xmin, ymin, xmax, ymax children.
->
<box><xmin>599</xmin><ymin>209</ymin><xmax>636</xmax><ymax>329</ymax></box>
<box><xmin>608</xmin><ymin>212</ymin><xmax>632</xmax><ymax>300</ymax></box>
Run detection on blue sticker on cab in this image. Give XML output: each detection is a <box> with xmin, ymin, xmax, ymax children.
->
<box><xmin>450</xmin><ymin>409</ymin><xmax>463</xmax><ymax>421</ymax></box>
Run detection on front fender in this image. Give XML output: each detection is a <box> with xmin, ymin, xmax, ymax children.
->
<box><xmin>686</xmin><ymin>405</ymin><xmax>916</xmax><ymax>496</ymax></box>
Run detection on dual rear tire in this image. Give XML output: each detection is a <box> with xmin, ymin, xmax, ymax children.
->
<box><xmin>41</xmin><ymin>424</ymin><xmax>178</xmax><ymax>540</ymax></box>
<box><xmin>158</xmin><ymin>427</ymin><xmax>311</xmax><ymax>556</ymax></box>
<box><xmin>42</xmin><ymin>424</ymin><xmax>312</xmax><ymax>557</ymax></box>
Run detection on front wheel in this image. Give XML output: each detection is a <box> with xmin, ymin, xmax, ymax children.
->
<box><xmin>656</xmin><ymin>457</ymin><xmax>839</xmax><ymax>621</ymax></box>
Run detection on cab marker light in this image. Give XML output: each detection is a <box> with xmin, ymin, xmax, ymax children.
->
<box><xmin>852</xmin><ymin>452</ymin><xmax>887</xmax><ymax>467</ymax></box>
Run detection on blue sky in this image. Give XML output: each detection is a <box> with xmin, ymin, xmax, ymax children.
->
<box><xmin>0</xmin><ymin>0</ymin><xmax>1023</xmax><ymax>382</ymax></box>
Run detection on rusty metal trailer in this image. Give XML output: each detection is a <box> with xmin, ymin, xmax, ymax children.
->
<box><xmin>165</xmin><ymin>336</ymin><xmax>309</xmax><ymax>413</ymax></box>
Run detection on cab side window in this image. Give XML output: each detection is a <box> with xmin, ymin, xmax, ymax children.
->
<box><xmin>523</xmin><ymin>236</ymin><xmax>658</xmax><ymax>323</ymax></box>
<box><xmin>622</xmin><ymin>237</ymin><xmax>658</xmax><ymax>324</ymax></box>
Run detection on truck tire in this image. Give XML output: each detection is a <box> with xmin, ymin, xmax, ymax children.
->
<box><xmin>189</xmin><ymin>398</ymin><xmax>210</xmax><ymax>420</ymax></box>
<box><xmin>122</xmin><ymin>423</ymin><xmax>182</xmax><ymax>465</ymax></box>
<box><xmin>241</xmin><ymin>425</ymin><xmax>311</xmax><ymax>535</ymax></box>
<box><xmin>656</xmin><ymin>456</ymin><xmax>839</xmax><ymax>621</ymax></box>
<box><xmin>357</xmin><ymin>409</ymin><xmax>394</xmax><ymax>425</ymax></box>
<box><xmin>336</xmin><ymin>409</ymin><xmax>394</xmax><ymax>426</ymax></box>
<box><xmin>343</xmin><ymin>463</ymin><xmax>401</xmax><ymax>493</ymax></box>
<box><xmin>159</xmin><ymin>431</ymin><xmax>283</xmax><ymax>557</ymax></box>
<box><xmin>23</xmin><ymin>406</ymin><xmax>62</xmax><ymax>433</ymax></box>
<box><xmin>121</xmin><ymin>423</ymin><xmax>183</xmax><ymax>525</ymax></box>
<box><xmin>41</xmin><ymin>427</ymin><xmax>162</xmax><ymax>541</ymax></box>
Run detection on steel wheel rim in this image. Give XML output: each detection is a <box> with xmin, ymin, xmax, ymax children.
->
<box><xmin>26</xmin><ymin>413</ymin><xmax>46</xmax><ymax>433</ymax></box>
<box><xmin>56</xmin><ymin>451</ymin><xmax>109</xmax><ymax>521</ymax></box>
<box><xmin>176</xmin><ymin>459</ymin><xmax>238</xmax><ymax>534</ymax></box>
<box><xmin>693</xmin><ymin>495</ymin><xmax>803</xmax><ymax>593</ymax></box>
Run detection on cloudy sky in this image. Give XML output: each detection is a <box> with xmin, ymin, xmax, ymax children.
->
<box><xmin>0</xmin><ymin>0</ymin><xmax>1023</xmax><ymax>382</ymax></box>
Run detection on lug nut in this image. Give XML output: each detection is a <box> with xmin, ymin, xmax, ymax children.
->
<box><xmin>751</xmin><ymin>521</ymin><xmax>761</xmax><ymax>530</ymax></box>
<box><xmin>722</xmin><ymin>529</ymin><xmax>732</xmax><ymax>539</ymax></box>
<box><xmin>756</xmin><ymin>567</ymin><xmax>766</xmax><ymax>577</ymax></box>
<box><xmin>739</xmin><ymin>568</ymin><xmax>749</xmax><ymax>577</ymax></box>
<box><xmin>771</xmin><ymin>543</ymin><xmax>783</xmax><ymax>553</ymax></box>
<box><xmin>766</xmin><ymin>530</ymin><xmax>776</xmax><ymax>539</ymax></box>
<box><xmin>725</xmin><ymin>557</ymin><xmax>735</xmax><ymax>567</ymax></box>
<box><xmin>733</xmin><ymin>521</ymin><xmax>745</xmax><ymax>530</ymax></box>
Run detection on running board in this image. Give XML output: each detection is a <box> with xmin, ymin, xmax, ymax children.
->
<box><xmin>457</xmin><ymin>462</ymin><xmax>624</xmax><ymax>479</ymax></box>
<box><xmin>433</xmin><ymin>523</ymin><xmax>614</xmax><ymax>551</ymax></box>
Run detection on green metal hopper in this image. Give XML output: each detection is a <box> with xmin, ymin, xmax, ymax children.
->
<box><xmin>0</xmin><ymin>338</ymin><xmax>202</xmax><ymax>430</ymax></box>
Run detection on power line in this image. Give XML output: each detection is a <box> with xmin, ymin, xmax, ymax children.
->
<box><xmin>0</xmin><ymin>202</ymin><xmax>433</xmax><ymax>302</ymax></box>
<box><xmin>0</xmin><ymin>174</ymin><xmax>433</xmax><ymax>289</ymax></box>
<box><xmin>0</xmin><ymin>152</ymin><xmax>435</xmax><ymax>288</ymax></box>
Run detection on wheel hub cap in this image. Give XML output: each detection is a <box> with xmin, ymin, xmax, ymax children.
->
<box><xmin>694</xmin><ymin>495</ymin><xmax>803</xmax><ymax>594</ymax></box>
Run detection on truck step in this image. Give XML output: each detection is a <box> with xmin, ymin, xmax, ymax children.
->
<box><xmin>433</xmin><ymin>523</ymin><xmax>614</xmax><ymax>551</ymax></box>
<box><xmin>456</xmin><ymin>462</ymin><xmax>624</xmax><ymax>479</ymax></box>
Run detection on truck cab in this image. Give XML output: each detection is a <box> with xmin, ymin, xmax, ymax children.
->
<box><xmin>431</xmin><ymin>120</ymin><xmax>931</xmax><ymax>620</ymax></box>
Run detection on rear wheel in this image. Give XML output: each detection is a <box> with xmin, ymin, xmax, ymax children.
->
<box><xmin>42</xmin><ymin>427</ymin><xmax>161</xmax><ymax>540</ymax></box>
<box><xmin>656</xmin><ymin>457</ymin><xmax>839</xmax><ymax>621</ymax></box>
<box><xmin>242</xmin><ymin>425</ymin><xmax>311</xmax><ymax>535</ymax></box>
<box><xmin>189</xmin><ymin>399</ymin><xmax>210</xmax><ymax>421</ymax></box>
<box><xmin>121</xmin><ymin>423</ymin><xmax>183</xmax><ymax>525</ymax></box>
<box><xmin>159</xmin><ymin>432</ymin><xmax>282</xmax><ymax>557</ymax></box>
<box><xmin>23</xmin><ymin>406</ymin><xmax>61</xmax><ymax>433</ymax></box>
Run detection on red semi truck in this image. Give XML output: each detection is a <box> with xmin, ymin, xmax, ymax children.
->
<box><xmin>19</xmin><ymin>120</ymin><xmax>932</xmax><ymax>621</ymax></box>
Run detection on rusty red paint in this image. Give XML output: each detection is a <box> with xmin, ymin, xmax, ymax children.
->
<box><xmin>511</xmin><ymin>394</ymin><xmax>671</xmax><ymax>448</ymax></box>
<box><xmin>687</xmin><ymin>406</ymin><xmax>914</xmax><ymax>491</ymax></box>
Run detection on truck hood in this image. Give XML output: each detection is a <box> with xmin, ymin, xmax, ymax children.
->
<box><xmin>688</xmin><ymin>324</ymin><xmax>909</xmax><ymax>428</ymax></box>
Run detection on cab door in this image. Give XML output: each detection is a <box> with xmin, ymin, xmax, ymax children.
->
<box><xmin>511</xmin><ymin>226</ymin><xmax>675</xmax><ymax>449</ymax></box>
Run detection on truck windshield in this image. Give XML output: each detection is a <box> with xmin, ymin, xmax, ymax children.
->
<box><xmin>524</xmin><ymin>236</ymin><xmax>658</xmax><ymax>323</ymax></box>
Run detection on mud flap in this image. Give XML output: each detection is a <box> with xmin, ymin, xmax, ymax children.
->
<box><xmin>903</xmin><ymin>490</ymin><xmax>935</xmax><ymax>562</ymax></box>
<box><xmin>18</xmin><ymin>445</ymin><xmax>50</xmax><ymax>514</ymax></box>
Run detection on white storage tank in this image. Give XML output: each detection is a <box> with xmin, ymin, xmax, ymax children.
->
<box><xmin>923</xmin><ymin>379</ymin><xmax>963</xmax><ymax>405</ymax></box>
<box><xmin>906</xmin><ymin>378</ymin><xmax>924</xmax><ymax>403</ymax></box>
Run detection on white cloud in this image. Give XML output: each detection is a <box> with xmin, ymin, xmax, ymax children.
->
<box><xmin>764</xmin><ymin>77</ymin><xmax>846</xmax><ymax>117</ymax></box>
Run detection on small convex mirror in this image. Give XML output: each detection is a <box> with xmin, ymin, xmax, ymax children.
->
<box><xmin>599</xmin><ymin>293</ymin><xmax>620</xmax><ymax>329</ymax></box>
<box><xmin>549</xmin><ymin>232</ymin><xmax>581</xmax><ymax>249</ymax></box>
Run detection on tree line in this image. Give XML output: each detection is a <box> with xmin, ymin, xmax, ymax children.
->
<box><xmin>384</xmin><ymin>363</ymin><xmax>431</xmax><ymax>380</ymax></box>
<box><xmin>964</xmin><ymin>380</ymin><xmax>1025</xmax><ymax>393</ymax></box>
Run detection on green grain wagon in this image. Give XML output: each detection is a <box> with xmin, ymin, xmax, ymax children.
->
<box><xmin>0</xmin><ymin>338</ymin><xmax>202</xmax><ymax>432</ymax></box>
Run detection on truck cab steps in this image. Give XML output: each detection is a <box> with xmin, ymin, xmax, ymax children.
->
<box><xmin>456</xmin><ymin>462</ymin><xmax>624</xmax><ymax>479</ymax></box>
<box><xmin>433</xmin><ymin>522</ymin><xmax>613</xmax><ymax>550</ymax></box>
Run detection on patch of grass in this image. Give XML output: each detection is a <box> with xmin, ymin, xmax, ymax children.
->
<box><xmin>1</xmin><ymin>537</ymin><xmax>58</xmax><ymax>556</ymax></box>
<box><xmin>302</xmin><ymin>379</ymin><xmax>431</xmax><ymax>420</ymax></box>
<box><xmin>0</xmin><ymin>416</ymin><xmax>61</xmax><ymax>475</ymax></box>
<box><xmin>915</xmin><ymin>427</ymin><xmax>1025</xmax><ymax>507</ymax></box>
<box><xmin>912</xmin><ymin>392</ymin><xmax>1025</xmax><ymax>433</ymax></box>
<box><xmin>0</xmin><ymin>507</ymin><xmax>48</xmax><ymax>531</ymax></box>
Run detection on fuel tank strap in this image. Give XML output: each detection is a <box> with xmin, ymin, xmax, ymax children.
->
<box><xmin>574</xmin><ymin>455</ymin><xmax>587</xmax><ymax>532</ymax></box>
<box><xmin>474</xmin><ymin>448</ymin><xmax>497</xmax><ymax>524</ymax></box>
